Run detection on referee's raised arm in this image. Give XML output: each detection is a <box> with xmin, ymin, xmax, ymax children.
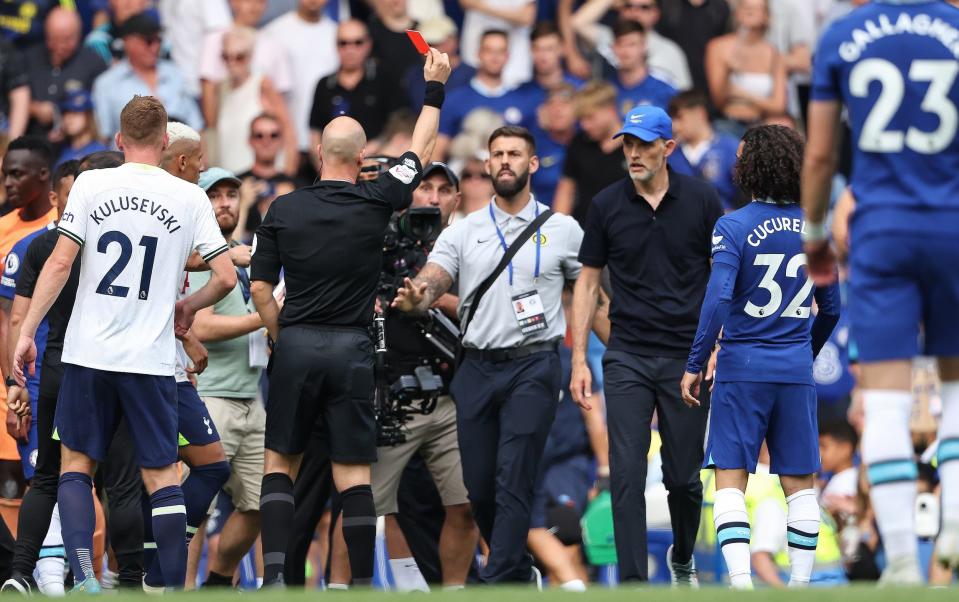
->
<box><xmin>408</xmin><ymin>48</ymin><xmax>452</xmax><ymax>166</ymax></box>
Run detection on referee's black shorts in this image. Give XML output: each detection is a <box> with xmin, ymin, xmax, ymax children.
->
<box><xmin>266</xmin><ymin>324</ymin><xmax>376</xmax><ymax>463</ymax></box>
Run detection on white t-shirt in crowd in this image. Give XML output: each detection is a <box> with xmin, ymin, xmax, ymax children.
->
<box><xmin>58</xmin><ymin>163</ymin><xmax>228</xmax><ymax>376</ymax></box>
<box><xmin>460</xmin><ymin>0</ymin><xmax>534</xmax><ymax>88</ymax></box>
<box><xmin>160</xmin><ymin>0</ymin><xmax>233</xmax><ymax>97</ymax></box>
<box><xmin>199</xmin><ymin>29</ymin><xmax>293</xmax><ymax>94</ymax></box>
<box><xmin>263</xmin><ymin>11</ymin><xmax>339</xmax><ymax>150</ymax></box>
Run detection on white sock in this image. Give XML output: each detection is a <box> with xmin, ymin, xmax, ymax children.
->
<box><xmin>560</xmin><ymin>579</ymin><xmax>586</xmax><ymax>592</ymax></box>
<box><xmin>327</xmin><ymin>583</ymin><xmax>350</xmax><ymax>590</ymax></box>
<box><xmin>389</xmin><ymin>557</ymin><xmax>430</xmax><ymax>592</ymax></box>
<box><xmin>443</xmin><ymin>584</ymin><xmax>465</xmax><ymax>591</ymax></box>
<box><xmin>939</xmin><ymin>382</ymin><xmax>959</xmax><ymax>531</ymax></box>
<box><xmin>861</xmin><ymin>390</ymin><xmax>918</xmax><ymax>564</ymax></box>
<box><xmin>785</xmin><ymin>489</ymin><xmax>819</xmax><ymax>586</ymax></box>
<box><xmin>714</xmin><ymin>488</ymin><xmax>752</xmax><ymax>589</ymax></box>
<box><xmin>35</xmin><ymin>504</ymin><xmax>66</xmax><ymax>596</ymax></box>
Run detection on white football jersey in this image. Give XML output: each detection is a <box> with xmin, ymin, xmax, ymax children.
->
<box><xmin>59</xmin><ymin>163</ymin><xmax>228</xmax><ymax>376</ymax></box>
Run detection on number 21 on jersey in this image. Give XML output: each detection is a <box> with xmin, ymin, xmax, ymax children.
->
<box><xmin>96</xmin><ymin>230</ymin><xmax>158</xmax><ymax>300</ymax></box>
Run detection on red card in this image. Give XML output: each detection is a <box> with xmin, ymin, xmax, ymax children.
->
<box><xmin>406</xmin><ymin>29</ymin><xmax>430</xmax><ymax>55</ymax></box>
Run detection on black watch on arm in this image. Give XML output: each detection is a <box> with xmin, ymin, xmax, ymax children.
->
<box><xmin>5</xmin><ymin>376</ymin><xmax>17</xmax><ymax>388</ymax></box>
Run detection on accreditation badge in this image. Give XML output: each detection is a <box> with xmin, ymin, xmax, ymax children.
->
<box><xmin>511</xmin><ymin>290</ymin><xmax>548</xmax><ymax>334</ymax></box>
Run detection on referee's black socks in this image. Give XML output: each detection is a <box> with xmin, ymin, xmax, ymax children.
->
<box><xmin>260</xmin><ymin>473</ymin><xmax>295</xmax><ymax>585</ymax></box>
<box><xmin>340</xmin><ymin>484</ymin><xmax>376</xmax><ymax>586</ymax></box>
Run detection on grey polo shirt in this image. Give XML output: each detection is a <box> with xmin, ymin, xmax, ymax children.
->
<box><xmin>429</xmin><ymin>197</ymin><xmax>583</xmax><ymax>349</ymax></box>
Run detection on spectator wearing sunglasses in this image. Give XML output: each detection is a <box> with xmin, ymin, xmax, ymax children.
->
<box><xmin>212</xmin><ymin>26</ymin><xmax>297</xmax><ymax>175</ymax></box>
<box><xmin>91</xmin><ymin>12</ymin><xmax>203</xmax><ymax>139</ymax></box>
<box><xmin>198</xmin><ymin>0</ymin><xmax>293</xmax><ymax>134</ymax></box>
<box><xmin>237</xmin><ymin>113</ymin><xmax>298</xmax><ymax>242</ymax></box>
<box><xmin>308</xmin><ymin>19</ymin><xmax>405</xmax><ymax>171</ymax></box>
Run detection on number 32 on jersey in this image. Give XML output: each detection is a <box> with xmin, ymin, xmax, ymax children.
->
<box><xmin>745</xmin><ymin>253</ymin><xmax>814</xmax><ymax>319</ymax></box>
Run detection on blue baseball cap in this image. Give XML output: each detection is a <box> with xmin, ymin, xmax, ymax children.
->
<box><xmin>613</xmin><ymin>105</ymin><xmax>672</xmax><ymax>142</ymax></box>
<box><xmin>198</xmin><ymin>167</ymin><xmax>241</xmax><ymax>191</ymax></box>
<box><xmin>61</xmin><ymin>90</ymin><xmax>94</xmax><ymax>113</ymax></box>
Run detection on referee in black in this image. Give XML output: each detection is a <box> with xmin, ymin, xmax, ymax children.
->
<box><xmin>569</xmin><ymin>105</ymin><xmax>723</xmax><ymax>585</ymax></box>
<box><xmin>249</xmin><ymin>48</ymin><xmax>451</xmax><ymax>588</ymax></box>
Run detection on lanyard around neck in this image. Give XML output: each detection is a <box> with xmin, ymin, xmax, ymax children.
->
<box><xmin>488</xmin><ymin>200</ymin><xmax>541</xmax><ymax>286</ymax></box>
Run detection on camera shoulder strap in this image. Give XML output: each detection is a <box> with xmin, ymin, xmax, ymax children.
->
<box><xmin>459</xmin><ymin>208</ymin><xmax>554</xmax><ymax>344</ymax></box>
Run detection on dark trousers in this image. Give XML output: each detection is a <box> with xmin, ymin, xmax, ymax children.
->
<box><xmin>450</xmin><ymin>350</ymin><xmax>561</xmax><ymax>584</ymax></box>
<box><xmin>12</xmin><ymin>357</ymin><xmax>143</xmax><ymax>587</ymax></box>
<box><xmin>603</xmin><ymin>351</ymin><xmax>709</xmax><ymax>582</ymax></box>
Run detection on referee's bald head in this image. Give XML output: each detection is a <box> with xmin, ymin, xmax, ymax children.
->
<box><xmin>319</xmin><ymin>116</ymin><xmax>366</xmax><ymax>171</ymax></box>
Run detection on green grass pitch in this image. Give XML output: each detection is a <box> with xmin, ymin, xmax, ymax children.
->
<box><xmin>94</xmin><ymin>585</ymin><xmax>955</xmax><ymax>600</ymax></box>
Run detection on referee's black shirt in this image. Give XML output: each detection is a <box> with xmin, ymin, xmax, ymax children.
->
<box><xmin>250</xmin><ymin>151</ymin><xmax>422</xmax><ymax>329</ymax></box>
<box><xmin>578</xmin><ymin>169</ymin><xmax>723</xmax><ymax>358</ymax></box>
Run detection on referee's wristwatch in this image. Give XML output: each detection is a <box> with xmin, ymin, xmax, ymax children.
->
<box><xmin>5</xmin><ymin>376</ymin><xmax>17</xmax><ymax>388</ymax></box>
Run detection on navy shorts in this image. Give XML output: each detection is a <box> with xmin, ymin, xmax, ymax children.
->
<box><xmin>55</xmin><ymin>364</ymin><xmax>178</xmax><ymax>468</ymax></box>
<box><xmin>849</xmin><ymin>233</ymin><xmax>959</xmax><ymax>362</ymax></box>
<box><xmin>176</xmin><ymin>381</ymin><xmax>220</xmax><ymax>447</ymax></box>
<box><xmin>705</xmin><ymin>381</ymin><xmax>819</xmax><ymax>476</ymax></box>
<box><xmin>266</xmin><ymin>325</ymin><xmax>375</xmax><ymax>462</ymax></box>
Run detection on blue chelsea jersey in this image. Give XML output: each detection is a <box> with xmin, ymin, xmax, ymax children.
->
<box><xmin>811</xmin><ymin>0</ymin><xmax>959</xmax><ymax>238</ymax></box>
<box><xmin>712</xmin><ymin>202</ymin><xmax>837</xmax><ymax>384</ymax></box>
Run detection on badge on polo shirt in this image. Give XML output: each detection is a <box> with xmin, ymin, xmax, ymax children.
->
<box><xmin>511</xmin><ymin>290</ymin><xmax>548</xmax><ymax>334</ymax></box>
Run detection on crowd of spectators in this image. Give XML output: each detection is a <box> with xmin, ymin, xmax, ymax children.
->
<box><xmin>0</xmin><ymin>0</ymin><xmax>952</xmax><ymax>589</ymax></box>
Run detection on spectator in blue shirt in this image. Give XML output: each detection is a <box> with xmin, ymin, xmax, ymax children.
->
<box><xmin>55</xmin><ymin>90</ymin><xmax>108</xmax><ymax>167</ymax></box>
<box><xmin>610</xmin><ymin>19</ymin><xmax>675</xmax><ymax>116</ymax></box>
<box><xmin>435</xmin><ymin>29</ymin><xmax>538</xmax><ymax>160</ymax></box>
<box><xmin>530</xmin><ymin>83</ymin><xmax>576</xmax><ymax>208</ymax></box>
<box><xmin>91</xmin><ymin>12</ymin><xmax>202</xmax><ymax>139</ymax></box>
<box><xmin>405</xmin><ymin>15</ymin><xmax>475</xmax><ymax>111</ymax></box>
<box><xmin>667</xmin><ymin>90</ymin><xmax>741</xmax><ymax>211</ymax></box>
<box><xmin>513</xmin><ymin>21</ymin><xmax>584</xmax><ymax>110</ymax></box>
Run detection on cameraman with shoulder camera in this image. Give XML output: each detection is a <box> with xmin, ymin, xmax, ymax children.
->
<box><xmin>372</xmin><ymin>163</ymin><xmax>479</xmax><ymax>592</ymax></box>
<box><xmin>249</xmin><ymin>47</ymin><xmax>451</xmax><ymax>588</ymax></box>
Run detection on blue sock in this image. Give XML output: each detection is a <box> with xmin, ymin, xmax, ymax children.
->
<box><xmin>142</xmin><ymin>487</ymin><xmax>161</xmax><ymax>587</ymax></box>
<box><xmin>150</xmin><ymin>485</ymin><xmax>188</xmax><ymax>589</ymax></box>
<box><xmin>145</xmin><ymin>461</ymin><xmax>230</xmax><ymax>587</ymax></box>
<box><xmin>57</xmin><ymin>472</ymin><xmax>96</xmax><ymax>584</ymax></box>
<box><xmin>182</xmin><ymin>461</ymin><xmax>230</xmax><ymax>541</ymax></box>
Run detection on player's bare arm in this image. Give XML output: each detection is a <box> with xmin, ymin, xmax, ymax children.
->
<box><xmin>249</xmin><ymin>279</ymin><xmax>281</xmax><ymax>343</ymax></box>
<box><xmin>392</xmin><ymin>262</ymin><xmax>453</xmax><ymax>315</ymax></box>
<box><xmin>191</xmin><ymin>304</ymin><xmax>264</xmax><ymax>343</ymax></box>
<box><xmin>184</xmin><ymin>245</ymin><xmax>252</xmax><ymax>271</ymax></box>
<box><xmin>13</xmin><ymin>236</ymin><xmax>79</xmax><ymax>385</ymax></box>
<box><xmin>174</xmin><ymin>252</ymin><xmax>237</xmax><ymax>336</ymax></box>
<box><xmin>801</xmin><ymin>99</ymin><xmax>843</xmax><ymax>286</ymax></box>
<box><xmin>570</xmin><ymin>266</ymin><xmax>603</xmax><ymax>410</ymax></box>
<box><xmin>6</xmin><ymin>295</ymin><xmax>32</xmax><ymax>418</ymax></box>
<box><xmin>408</xmin><ymin>48</ymin><xmax>452</xmax><ymax>166</ymax></box>
<box><xmin>178</xmin><ymin>330</ymin><xmax>208</xmax><ymax>375</ymax></box>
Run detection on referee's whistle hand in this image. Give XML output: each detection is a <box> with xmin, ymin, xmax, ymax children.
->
<box><xmin>570</xmin><ymin>361</ymin><xmax>593</xmax><ymax>411</ymax></box>
<box><xmin>391</xmin><ymin>277</ymin><xmax>427</xmax><ymax>312</ymax></box>
<box><xmin>680</xmin><ymin>372</ymin><xmax>702</xmax><ymax>408</ymax></box>
<box><xmin>12</xmin><ymin>335</ymin><xmax>37</xmax><ymax>386</ymax></box>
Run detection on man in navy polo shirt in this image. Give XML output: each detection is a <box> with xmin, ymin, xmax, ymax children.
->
<box><xmin>569</xmin><ymin>105</ymin><xmax>722</xmax><ymax>586</ymax></box>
